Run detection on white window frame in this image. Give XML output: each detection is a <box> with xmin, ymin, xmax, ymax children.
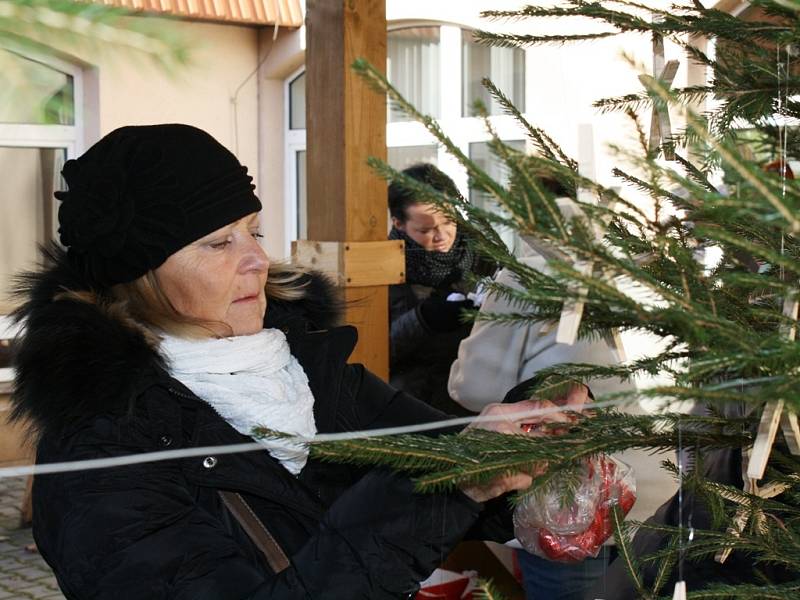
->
<box><xmin>284</xmin><ymin>66</ymin><xmax>308</xmax><ymax>250</ymax></box>
<box><xmin>281</xmin><ymin>22</ymin><xmax>530</xmax><ymax>256</ymax></box>
<box><xmin>0</xmin><ymin>48</ymin><xmax>84</xmax><ymax>154</ymax></box>
<box><xmin>0</xmin><ymin>48</ymin><xmax>84</xmax><ymax>367</ymax></box>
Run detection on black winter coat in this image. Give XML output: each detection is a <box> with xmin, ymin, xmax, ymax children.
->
<box><xmin>11</xmin><ymin>248</ymin><xmax>512</xmax><ymax>600</ymax></box>
<box><xmin>388</xmin><ymin>281</ymin><xmax>474</xmax><ymax>417</ymax></box>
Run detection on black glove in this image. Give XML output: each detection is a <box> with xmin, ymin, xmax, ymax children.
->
<box><xmin>417</xmin><ymin>296</ymin><xmax>474</xmax><ymax>333</ymax></box>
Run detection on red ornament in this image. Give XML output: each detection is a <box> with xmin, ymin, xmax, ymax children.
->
<box><xmin>536</xmin><ymin>457</ymin><xmax>636</xmax><ymax>562</ymax></box>
<box><xmin>764</xmin><ymin>159</ymin><xmax>794</xmax><ymax>179</ymax></box>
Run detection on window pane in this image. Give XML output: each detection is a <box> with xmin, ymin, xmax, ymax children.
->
<box><xmin>0</xmin><ymin>50</ymin><xmax>74</xmax><ymax>125</ymax></box>
<box><xmin>387</xmin><ymin>145</ymin><xmax>438</xmax><ymax>171</ymax></box>
<box><xmin>387</xmin><ymin>27</ymin><xmax>440</xmax><ymax>122</ymax></box>
<box><xmin>289</xmin><ymin>72</ymin><xmax>306</xmax><ymax>130</ymax></box>
<box><xmin>469</xmin><ymin>140</ymin><xmax>525</xmax><ymax>251</ymax></box>
<box><xmin>0</xmin><ymin>147</ymin><xmax>66</xmax><ymax>309</ymax></box>
<box><xmin>462</xmin><ymin>30</ymin><xmax>526</xmax><ymax>117</ymax></box>
<box><xmin>296</xmin><ymin>150</ymin><xmax>307</xmax><ymax>239</ymax></box>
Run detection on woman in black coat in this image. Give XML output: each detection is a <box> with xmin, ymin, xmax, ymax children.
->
<box><xmin>10</xmin><ymin>124</ymin><xmax>535</xmax><ymax>600</ymax></box>
<box><xmin>388</xmin><ymin>164</ymin><xmax>494</xmax><ymax>416</ymax></box>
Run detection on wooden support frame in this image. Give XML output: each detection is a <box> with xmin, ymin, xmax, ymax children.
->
<box><xmin>715</xmin><ymin>475</ymin><xmax>791</xmax><ymax>564</ymax></box>
<box><xmin>639</xmin><ymin>26</ymin><xmax>680</xmax><ymax>160</ymax></box>
<box><xmin>305</xmin><ymin>0</ymin><xmax>390</xmax><ymax>378</ymax></box>
<box><xmin>747</xmin><ymin>293</ymin><xmax>800</xmax><ymax>480</ymax></box>
<box><xmin>292</xmin><ymin>240</ymin><xmax>405</xmax><ymax>287</ymax></box>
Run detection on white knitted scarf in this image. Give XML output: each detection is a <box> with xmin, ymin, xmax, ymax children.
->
<box><xmin>159</xmin><ymin>329</ymin><xmax>316</xmax><ymax>475</ymax></box>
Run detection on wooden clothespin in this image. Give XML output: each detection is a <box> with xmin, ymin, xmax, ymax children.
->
<box><xmin>716</xmin><ymin>292</ymin><xmax>799</xmax><ymax>563</ymax></box>
<box><xmin>747</xmin><ymin>292</ymin><xmax>800</xmax><ymax>480</ymax></box>
<box><xmin>672</xmin><ymin>581</ymin><xmax>687</xmax><ymax>600</ymax></box>
<box><xmin>715</xmin><ymin>473</ymin><xmax>792</xmax><ymax>563</ymax></box>
<box><xmin>638</xmin><ymin>23</ymin><xmax>679</xmax><ymax>160</ymax></box>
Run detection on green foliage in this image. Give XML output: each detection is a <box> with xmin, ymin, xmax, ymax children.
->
<box><xmin>0</xmin><ymin>0</ymin><xmax>191</xmax><ymax>113</ymax></box>
<box><xmin>471</xmin><ymin>579</ymin><xmax>506</xmax><ymax>600</ymax></box>
<box><xmin>265</xmin><ymin>1</ymin><xmax>800</xmax><ymax>597</ymax></box>
<box><xmin>0</xmin><ymin>0</ymin><xmax>190</xmax><ymax>66</ymax></box>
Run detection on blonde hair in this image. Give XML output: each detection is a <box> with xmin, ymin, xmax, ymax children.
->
<box><xmin>110</xmin><ymin>262</ymin><xmax>309</xmax><ymax>338</ymax></box>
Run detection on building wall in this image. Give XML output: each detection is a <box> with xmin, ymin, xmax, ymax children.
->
<box><xmin>93</xmin><ymin>21</ymin><xmax>261</xmax><ymax>183</ymax></box>
<box><xmin>0</xmin><ymin>19</ymin><xmax>262</xmax><ymax>343</ymax></box>
<box><xmin>256</xmin><ymin>26</ymin><xmax>305</xmax><ymax>259</ymax></box>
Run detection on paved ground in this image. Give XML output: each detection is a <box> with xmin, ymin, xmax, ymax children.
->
<box><xmin>0</xmin><ymin>476</ymin><xmax>65</xmax><ymax>599</ymax></box>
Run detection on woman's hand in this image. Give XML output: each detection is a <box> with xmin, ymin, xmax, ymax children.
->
<box><xmin>458</xmin><ymin>385</ymin><xmax>591</xmax><ymax>503</ymax></box>
<box><xmin>520</xmin><ymin>383</ymin><xmax>591</xmax><ymax>434</ymax></box>
<box><xmin>458</xmin><ymin>400</ymin><xmax>539</xmax><ymax>503</ymax></box>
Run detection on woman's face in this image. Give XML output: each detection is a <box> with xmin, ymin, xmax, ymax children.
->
<box><xmin>393</xmin><ymin>203</ymin><xmax>457</xmax><ymax>252</ymax></box>
<box><xmin>156</xmin><ymin>212</ymin><xmax>269</xmax><ymax>336</ymax></box>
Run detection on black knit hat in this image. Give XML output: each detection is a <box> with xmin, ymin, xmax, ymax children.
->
<box><xmin>56</xmin><ymin>124</ymin><xmax>262</xmax><ymax>287</ymax></box>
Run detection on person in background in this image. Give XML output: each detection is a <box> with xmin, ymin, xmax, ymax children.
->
<box><xmin>448</xmin><ymin>179</ymin><xmax>677</xmax><ymax>600</ymax></box>
<box><xmin>388</xmin><ymin>163</ymin><xmax>492</xmax><ymax>415</ymax></box>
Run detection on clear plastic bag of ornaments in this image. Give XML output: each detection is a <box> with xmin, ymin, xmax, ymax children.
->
<box><xmin>513</xmin><ymin>455</ymin><xmax>636</xmax><ymax>563</ymax></box>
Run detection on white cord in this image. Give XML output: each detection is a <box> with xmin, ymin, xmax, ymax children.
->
<box><xmin>0</xmin><ymin>397</ymin><xmax>631</xmax><ymax>479</ymax></box>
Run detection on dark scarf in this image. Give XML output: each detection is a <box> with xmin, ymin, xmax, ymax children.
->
<box><xmin>389</xmin><ymin>226</ymin><xmax>476</xmax><ymax>288</ymax></box>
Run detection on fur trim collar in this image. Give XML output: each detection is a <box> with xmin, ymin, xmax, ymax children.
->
<box><xmin>9</xmin><ymin>245</ymin><xmax>341</xmax><ymax>437</ymax></box>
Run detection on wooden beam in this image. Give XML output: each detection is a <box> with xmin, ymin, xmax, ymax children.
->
<box><xmin>293</xmin><ymin>240</ymin><xmax>405</xmax><ymax>287</ymax></box>
<box><xmin>305</xmin><ymin>0</ymin><xmax>389</xmax><ymax>378</ymax></box>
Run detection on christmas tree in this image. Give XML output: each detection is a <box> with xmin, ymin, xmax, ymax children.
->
<box><xmin>260</xmin><ymin>1</ymin><xmax>800</xmax><ymax>597</ymax></box>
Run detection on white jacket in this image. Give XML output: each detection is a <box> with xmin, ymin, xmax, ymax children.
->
<box><xmin>447</xmin><ymin>254</ymin><xmax>676</xmax><ymax>522</ymax></box>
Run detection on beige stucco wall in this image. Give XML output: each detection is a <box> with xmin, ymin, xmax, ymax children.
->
<box><xmin>1</xmin><ymin>18</ymin><xmax>264</xmax><ymax>299</ymax></box>
<box><xmin>24</xmin><ymin>17</ymin><xmax>262</xmax><ymax>213</ymax></box>
<box><xmin>93</xmin><ymin>21</ymin><xmax>261</xmax><ymax>183</ymax></box>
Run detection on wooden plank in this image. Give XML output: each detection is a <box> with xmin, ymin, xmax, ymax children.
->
<box><xmin>555</xmin><ymin>259</ymin><xmax>592</xmax><ymax>345</ymax></box>
<box><xmin>0</xmin><ymin>396</ymin><xmax>33</xmax><ymax>466</ymax></box>
<box><xmin>781</xmin><ymin>411</ymin><xmax>800</xmax><ymax>455</ymax></box>
<box><xmin>344</xmin><ymin>241</ymin><xmax>405</xmax><ymax>286</ymax></box>
<box><xmin>306</xmin><ymin>0</ymin><xmax>347</xmax><ymax>240</ymax></box>
<box><xmin>672</xmin><ymin>581</ymin><xmax>687</xmax><ymax>600</ymax></box>
<box><xmin>780</xmin><ymin>292</ymin><xmax>799</xmax><ymax>340</ymax></box>
<box><xmin>342</xmin><ymin>1</ymin><xmax>388</xmax><ymax>243</ymax></box>
<box><xmin>305</xmin><ymin>0</ymin><xmax>389</xmax><ymax>379</ymax></box>
<box><xmin>746</xmin><ymin>292</ymin><xmax>800</xmax><ymax>479</ymax></box>
<box><xmin>345</xmin><ymin>286</ymin><xmax>389</xmax><ymax>376</ymax></box>
<box><xmin>292</xmin><ymin>241</ymin><xmax>344</xmax><ymax>282</ymax></box>
<box><xmin>293</xmin><ymin>240</ymin><xmax>405</xmax><ymax>287</ymax></box>
<box><xmin>748</xmin><ymin>399</ymin><xmax>784</xmax><ymax>480</ymax></box>
<box><xmin>306</xmin><ymin>0</ymin><xmax>387</xmax><ymax>243</ymax></box>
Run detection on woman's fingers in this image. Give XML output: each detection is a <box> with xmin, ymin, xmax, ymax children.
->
<box><xmin>461</xmin><ymin>472</ymin><xmax>534</xmax><ymax>503</ymax></box>
<box><xmin>459</xmin><ymin>386</ymin><xmax>595</xmax><ymax>503</ymax></box>
<box><xmin>555</xmin><ymin>383</ymin><xmax>591</xmax><ymax>409</ymax></box>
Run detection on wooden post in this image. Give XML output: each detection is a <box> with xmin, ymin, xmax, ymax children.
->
<box><xmin>304</xmin><ymin>0</ymin><xmax>393</xmax><ymax>379</ymax></box>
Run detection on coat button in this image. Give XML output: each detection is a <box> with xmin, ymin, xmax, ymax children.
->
<box><xmin>159</xmin><ymin>435</ymin><xmax>173</xmax><ymax>447</ymax></box>
<box><xmin>203</xmin><ymin>456</ymin><xmax>218</xmax><ymax>469</ymax></box>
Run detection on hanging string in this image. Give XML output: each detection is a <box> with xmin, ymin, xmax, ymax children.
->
<box><xmin>677</xmin><ymin>416</ymin><xmax>685</xmax><ymax>584</ymax></box>
<box><xmin>0</xmin><ymin>395</ymin><xmax>632</xmax><ymax>480</ymax></box>
<box><xmin>778</xmin><ymin>44</ymin><xmax>790</xmax><ymax>285</ymax></box>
